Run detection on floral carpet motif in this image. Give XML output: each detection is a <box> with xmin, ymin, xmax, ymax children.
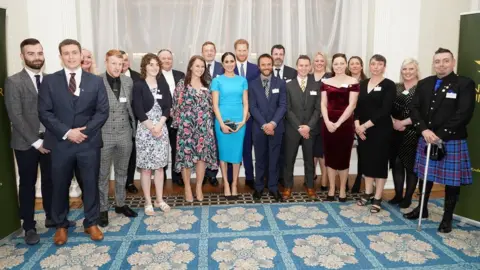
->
<box><xmin>1</xmin><ymin>200</ymin><xmax>479</xmax><ymax>269</ymax></box>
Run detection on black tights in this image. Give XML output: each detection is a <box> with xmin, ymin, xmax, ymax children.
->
<box><xmin>392</xmin><ymin>157</ymin><xmax>418</xmax><ymax>203</ymax></box>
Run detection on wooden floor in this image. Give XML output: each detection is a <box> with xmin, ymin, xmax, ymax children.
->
<box><xmin>35</xmin><ymin>175</ymin><xmax>445</xmax><ymax>210</ymax></box>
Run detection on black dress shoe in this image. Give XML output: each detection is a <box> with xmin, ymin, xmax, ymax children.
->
<box><xmin>45</xmin><ymin>219</ymin><xmax>76</xmax><ymax>228</ymax></box>
<box><xmin>399</xmin><ymin>199</ymin><xmax>412</xmax><ymax>209</ymax></box>
<box><xmin>388</xmin><ymin>196</ymin><xmax>403</xmax><ymax>205</ymax></box>
<box><xmin>245</xmin><ymin>180</ymin><xmax>255</xmax><ymax>190</ymax></box>
<box><xmin>438</xmin><ymin>219</ymin><xmax>453</xmax><ymax>233</ymax></box>
<box><xmin>24</xmin><ymin>229</ymin><xmax>40</xmax><ymax>245</ymax></box>
<box><xmin>98</xmin><ymin>211</ymin><xmax>109</xmax><ymax>227</ymax></box>
<box><xmin>208</xmin><ymin>176</ymin><xmax>219</xmax><ymax>187</ymax></box>
<box><xmin>320</xmin><ymin>186</ymin><xmax>328</xmax><ymax>192</ymax></box>
<box><xmin>253</xmin><ymin>191</ymin><xmax>263</xmax><ymax>201</ymax></box>
<box><xmin>403</xmin><ymin>206</ymin><xmax>429</xmax><ymax>220</ymax></box>
<box><xmin>269</xmin><ymin>191</ymin><xmax>284</xmax><ymax>202</ymax></box>
<box><xmin>126</xmin><ymin>183</ymin><xmax>139</xmax><ymax>194</ymax></box>
<box><xmin>202</xmin><ymin>176</ymin><xmax>208</xmax><ymax>185</ymax></box>
<box><xmin>115</xmin><ymin>205</ymin><xmax>138</xmax><ymax>217</ymax></box>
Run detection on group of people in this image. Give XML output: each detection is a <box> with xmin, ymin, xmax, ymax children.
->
<box><xmin>4</xmin><ymin>35</ymin><xmax>475</xmax><ymax>247</ymax></box>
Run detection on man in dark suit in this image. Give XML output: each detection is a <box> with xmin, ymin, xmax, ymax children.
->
<box><xmin>271</xmin><ymin>44</ymin><xmax>297</xmax><ymax>186</ymax></box>
<box><xmin>38</xmin><ymin>39</ymin><xmax>109</xmax><ymax>245</ymax></box>
<box><xmin>282</xmin><ymin>55</ymin><xmax>320</xmax><ymax>200</ymax></box>
<box><xmin>249</xmin><ymin>54</ymin><xmax>287</xmax><ymax>202</ymax></box>
<box><xmin>5</xmin><ymin>38</ymin><xmax>69</xmax><ymax>245</ymax></box>
<box><xmin>233</xmin><ymin>39</ymin><xmax>260</xmax><ymax>189</ymax></box>
<box><xmin>120</xmin><ymin>50</ymin><xmax>140</xmax><ymax>194</ymax></box>
<box><xmin>201</xmin><ymin>41</ymin><xmax>223</xmax><ymax>187</ymax></box>
<box><xmin>158</xmin><ymin>49</ymin><xmax>185</xmax><ymax>186</ymax></box>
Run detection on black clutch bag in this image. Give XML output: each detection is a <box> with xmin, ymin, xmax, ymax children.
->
<box><xmin>425</xmin><ymin>143</ymin><xmax>446</xmax><ymax>161</ymax></box>
<box><xmin>224</xmin><ymin>120</ymin><xmax>237</xmax><ymax>130</ymax></box>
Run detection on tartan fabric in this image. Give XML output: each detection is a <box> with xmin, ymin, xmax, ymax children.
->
<box><xmin>414</xmin><ymin>137</ymin><xmax>472</xmax><ymax>186</ymax></box>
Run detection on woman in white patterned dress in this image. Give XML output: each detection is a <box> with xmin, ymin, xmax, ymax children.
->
<box><xmin>132</xmin><ymin>53</ymin><xmax>171</xmax><ymax>215</ymax></box>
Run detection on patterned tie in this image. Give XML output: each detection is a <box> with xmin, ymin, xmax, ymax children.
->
<box><xmin>263</xmin><ymin>79</ymin><xmax>269</xmax><ymax>98</ymax></box>
<box><xmin>34</xmin><ymin>74</ymin><xmax>41</xmax><ymax>92</ymax></box>
<box><xmin>240</xmin><ymin>63</ymin><xmax>245</xmax><ymax>77</ymax></box>
<box><xmin>275</xmin><ymin>68</ymin><xmax>281</xmax><ymax>78</ymax></box>
<box><xmin>301</xmin><ymin>78</ymin><xmax>306</xmax><ymax>92</ymax></box>
<box><xmin>207</xmin><ymin>63</ymin><xmax>212</xmax><ymax>76</ymax></box>
<box><xmin>434</xmin><ymin>79</ymin><xmax>443</xmax><ymax>92</ymax></box>
<box><xmin>68</xmin><ymin>73</ymin><xmax>76</xmax><ymax>95</ymax></box>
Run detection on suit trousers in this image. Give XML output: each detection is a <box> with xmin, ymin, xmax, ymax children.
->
<box><xmin>283</xmin><ymin>129</ymin><xmax>315</xmax><ymax>189</ymax></box>
<box><xmin>99</xmin><ymin>131</ymin><xmax>133</xmax><ymax>212</ymax></box>
<box><xmin>15</xmin><ymin>148</ymin><xmax>53</xmax><ymax>231</ymax></box>
<box><xmin>126</xmin><ymin>121</ymin><xmax>137</xmax><ymax>186</ymax></box>
<box><xmin>51</xmin><ymin>145</ymin><xmax>100</xmax><ymax>228</ymax></box>
<box><xmin>253</xmin><ymin>131</ymin><xmax>283</xmax><ymax>193</ymax></box>
<box><xmin>165</xmin><ymin>124</ymin><xmax>182</xmax><ymax>182</ymax></box>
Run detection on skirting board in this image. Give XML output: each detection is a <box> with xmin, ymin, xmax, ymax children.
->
<box><xmin>454</xmin><ymin>214</ymin><xmax>480</xmax><ymax>228</ymax></box>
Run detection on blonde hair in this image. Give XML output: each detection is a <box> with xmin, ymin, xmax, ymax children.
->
<box><xmin>82</xmin><ymin>48</ymin><xmax>98</xmax><ymax>74</ymax></box>
<box><xmin>399</xmin><ymin>58</ymin><xmax>420</xmax><ymax>82</ymax></box>
<box><xmin>311</xmin><ymin>52</ymin><xmax>329</xmax><ymax>74</ymax></box>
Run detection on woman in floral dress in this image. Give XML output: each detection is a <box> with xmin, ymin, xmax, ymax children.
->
<box><xmin>132</xmin><ymin>53</ymin><xmax>171</xmax><ymax>215</ymax></box>
<box><xmin>172</xmin><ymin>55</ymin><xmax>218</xmax><ymax>202</ymax></box>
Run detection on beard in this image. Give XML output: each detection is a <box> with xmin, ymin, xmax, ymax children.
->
<box><xmin>25</xmin><ymin>59</ymin><xmax>44</xmax><ymax>70</ymax></box>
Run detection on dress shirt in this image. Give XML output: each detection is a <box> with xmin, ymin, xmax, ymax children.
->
<box><xmin>259</xmin><ymin>74</ymin><xmax>277</xmax><ymax>129</ymax></box>
<box><xmin>162</xmin><ymin>69</ymin><xmax>175</xmax><ymax>96</ymax></box>
<box><xmin>62</xmin><ymin>66</ymin><xmax>83</xmax><ymax>140</ymax></box>
<box><xmin>297</xmin><ymin>75</ymin><xmax>307</xmax><ymax>89</ymax></box>
<box><xmin>207</xmin><ymin>61</ymin><xmax>215</xmax><ymax>77</ymax></box>
<box><xmin>106</xmin><ymin>72</ymin><xmax>121</xmax><ymax>100</ymax></box>
<box><xmin>124</xmin><ymin>69</ymin><xmax>131</xmax><ymax>78</ymax></box>
<box><xmin>273</xmin><ymin>65</ymin><xmax>284</xmax><ymax>79</ymax></box>
<box><xmin>236</xmin><ymin>61</ymin><xmax>247</xmax><ymax>77</ymax></box>
<box><xmin>25</xmin><ymin>68</ymin><xmax>44</xmax><ymax>149</ymax></box>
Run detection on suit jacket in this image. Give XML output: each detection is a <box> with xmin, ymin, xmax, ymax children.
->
<box><xmin>285</xmin><ymin>76</ymin><xmax>321</xmax><ymax>135</ymax></box>
<box><xmin>38</xmin><ymin>70</ymin><xmax>109</xmax><ymax>150</ymax></box>
<box><xmin>5</xmin><ymin>69</ymin><xmax>45</xmax><ymax>150</ymax></box>
<box><xmin>158</xmin><ymin>69</ymin><xmax>185</xmax><ymax>127</ymax></box>
<box><xmin>410</xmin><ymin>72</ymin><xmax>476</xmax><ymax>140</ymax></box>
<box><xmin>128</xmin><ymin>68</ymin><xmax>141</xmax><ymax>83</ymax></box>
<box><xmin>234</xmin><ymin>61</ymin><xmax>260</xmax><ymax>82</ymax></box>
<box><xmin>282</xmin><ymin>65</ymin><xmax>297</xmax><ymax>81</ymax></box>
<box><xmin>207</xmin><ymin>61</ymin><xmax>224</xmax><ymax>81</ymax></box>
<box><xmin>101</xmin><ymin>73</ymin><xmax>136</xmax><ymax>136</ymax></box>
<box><xmin>249</xmin><ymin>76</ymin><xmax>287</xmax><ymax>135</ymax></box>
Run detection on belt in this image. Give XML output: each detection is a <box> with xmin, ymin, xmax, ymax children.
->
<box><xmin>39</xmin><ymin>132</ymin><xmax>45</xmax><ymax>139</ymax></box>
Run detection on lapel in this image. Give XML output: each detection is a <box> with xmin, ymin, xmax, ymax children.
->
<box><xmin>57</xmin><ymin>70</ymin><xmax>75</xmax><ymax>109</ymax></box>
<box><xmin>256</xmin><ymin>77</ymin><xmax>269</xmax><ymax>105</ymax></box>
<box><xmin>269</xmin><ymin>76</ymin><xmax>279</xmax><ymax>106</ymax></box>
<box><xmin>431</xmin><ymin>72</ymin><xmax>457</xmax><ymax>115</ymax></box>
<box><xmin>20</xmin><ymin>69</ymin><xmax>38</xmax><ymax>96</ymax></box>
<box><xmin>76</xmin><ymin>71</ymin><xmax>90</xmax><ymax>111</ymax></box>
<box><xmin>291</xmin><ymin>78</ymin><xmax>305</xmax><ymax>104</ymax></box>
<box><xmin>102</xmin><ymin>74</ymin><xmax>118</xmax><ymax>108</ymax></box>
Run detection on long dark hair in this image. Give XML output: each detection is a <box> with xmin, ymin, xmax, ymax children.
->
<box><xmin>184</xmin><ymin>55</ymin><xmax>210</xmax><ymax>88</ymax></box>
<box><xmin>221</xmin><ymin>52</ymin><xmax>236</xmax><ymax>63</ymax></box>
<box><xmin>330</xmin><ymin>53</ymin><xmax>347</xmax><ymax>77</ymax></box>
<box><xmin>346</xmin><ymin>56</ymin><xmax>367</xmax><ymax>80</ymax></box>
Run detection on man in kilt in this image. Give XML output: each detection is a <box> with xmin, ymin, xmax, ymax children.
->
<box><xmin>403</xmin><ymin>48</ymin><xmax>476</xmax><ymax>233</ymax></box>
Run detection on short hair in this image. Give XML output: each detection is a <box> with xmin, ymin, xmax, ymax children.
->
<box><xmin>119</xmin><ymin>50</ymin><xmax>127</xmax><ymax>55</ymax></box>
<box><xmin>20</xmin><ymin>38</ymin><xmax>41</xmax><ymax>53</ymax></box>
<box><xmin>296</xmin><ymin>55</ymin><xmax>311</xmax><ymax>65</ymax></box>
<box><xmin>270</xmin><ymin>44</ymin><xmax>285</xmax><ymax>55</ymax></box>
<box><xmin>58</xmin><ymin>39</ymin><xmax>81</xmax><ymax>54</ymax></box>
<box><xmin>140</xmin><ymin>53</ymin><xmax>161</xmax><ymax>79</ymax></box>
<box><xmin>257</xmin><ymin>54</ymin><xmax>273</xmax><ymax>66</ymax></box>
<box><xmin>370</xmin><ymin>54</ymin><xmax>387</xmax><ymax>65</ymax></box>
<box><xmin>399</xmin><ymin>58</ymin><xmax>421</xmax><ymax>83</ymax></box>
<box><xmin>234</xmin><ymin>39</ymin><xmax>249</xmax><ymax>49</ymax></box>
<box><xmin>202</xmin><ymin>41</ymin><xmax>216</xmax><ymax>51</ymax></box>
<box><xmin>157</xmin><ymin>49</ymin><xmax>172</xmax><ymax>56</ymax></box>
<box><xmin>105</xmin><ymin>49</ymin><xmax>123</xmax><ymax>61</ymax></box>
<box><xmin>434</xmin><ymin>47</ymin><xmax>454</xmax><ymax>58</ymax></box>
<box><xmin>221</xmin><ymin>52</ymin><xmax>236</xmax><ymax>63</ymax></box>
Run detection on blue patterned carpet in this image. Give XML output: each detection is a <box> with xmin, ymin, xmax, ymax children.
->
<box><xmin>1</xmin><ymin>199</ymin><xmax>480</xmax><ymax>269</ymax></box>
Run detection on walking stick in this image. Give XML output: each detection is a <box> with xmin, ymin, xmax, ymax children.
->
<box><xmin>417</xmin><ymin>142</ymin><xmax>432</xmax><ymax>231</ymax></box>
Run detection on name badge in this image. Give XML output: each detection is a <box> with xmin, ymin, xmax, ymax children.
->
<box><xmin>119</xmin><ymin>97</ymin><xmax>127</xmax><ymax>103</ymax></box>
<box><xmin>310</xmin><ymin>91</ymin><xmax>318</xmax><ymax>96</ymax></box>
<box><xmin>341</xmin><ymin>84</ymin><xmax>349</xmax><ymax>88</ymax></box>
<box><xmin>155</xmin><ymin>94</ymin><xmax>162</xmax><ymax>99</ymax></box>
<box><xmin>374</xmin><ymin>86</ymin><xmax>382</xmax><ymax>91</ymax></box>
<box><xmin>286</xmin><ymin>79</ymin><xmax>292</xmax><ymax>83</ymax></box>
<box><xmin>321</xmin><ymin>78</ymin><xmax>326</xmax><ymax>82</ymax></box>
<box><xmin>402</xmin><ymin>90</ymin><xmax>409</xmax><ymax>95</ymax></box>
<box><xmin>446</xmin><ymin>92</ymin><xmax>457</xmax><ymax>99</ymax></box>
<box><xmin>272</xmin><ymin>88</ymin><xmax>279</xmax><ymax>94</ymax></box>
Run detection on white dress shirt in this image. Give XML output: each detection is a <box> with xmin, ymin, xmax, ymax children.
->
<box><xmin>274</xmin><ymin>65</ymin><xmax>284</xmax><ymax>79</ymax></box>
<box><xmin>162</xmin><ymin>69</ymin><xmax>175</xmax><ymax>96</ymax></box>
<box><xmin>63</xmin><ymin>67</ymin><xmax>83</xmax><ymax>140</ymax></box>
<box><xmin>236</xmin><ymin>61</ymin><xmax>247</xmax><ymax>77</ymax></box>
<box><xmin>25</xmin><ymin>68</ymin><xmax>44</xmax><ymax>149</ymax></box>
<box><xmin>297</xmin><ymin>75</ymin><xmax>308</xmax><ymax>89</ymax></box>
<box><xmin>206</xmin><ymin>61</ymin><xmax>215</xmax><ymax>77</ymax></box>
<box><xmin>124</xmin><ymin>69</ymin><xmax>131</xmax><ymax>78</ymax></box>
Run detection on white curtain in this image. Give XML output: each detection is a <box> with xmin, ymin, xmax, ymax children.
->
<box><xmin>91</xmin><ymin>0</ymin><xmax>367</xmax><ymax>73</ymax></box>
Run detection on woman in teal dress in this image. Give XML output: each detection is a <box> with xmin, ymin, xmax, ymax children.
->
<box><xmin>211</xmin><ymin>52</ymin><xmax>248</xmax><ymax>198</ymax></box>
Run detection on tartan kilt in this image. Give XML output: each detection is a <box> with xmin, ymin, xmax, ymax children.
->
<box><xmin>414</xmin><ymin>137</ymin><xmax>473</xmax><ymax>186</ymax></box>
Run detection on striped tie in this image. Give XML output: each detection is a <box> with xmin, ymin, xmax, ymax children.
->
<box><xmin>301</xmin><ymin>79</ymin><xmax>306</xmax><ymax>92</ymax></box>
<box><xmin>68</xmin><ymin>73</ymin><xmax>76</xmax><ymax>95</ymax></box>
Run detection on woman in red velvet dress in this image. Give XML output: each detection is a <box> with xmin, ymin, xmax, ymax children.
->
<box><xmin>320</xmin><ymin>53</ymin><xmax>359</xmax><ymax>202</ymax></box>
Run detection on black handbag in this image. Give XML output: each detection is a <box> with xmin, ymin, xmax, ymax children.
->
<box><xmin>425</xmin><ymin>142</ymin><xmax>446</xmax><ymax>161</ymax></box>
<box><xmin>224</xmin><ymin>120</ymin><xmax>237</xmax><ymax>130</ymax></box>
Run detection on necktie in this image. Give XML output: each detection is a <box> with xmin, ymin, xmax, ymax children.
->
<box><xmin>301</xmin><ymin>79</ymin><xmax>306</xmax><ymax>92</ymax></box>
<box><xmin>207</xmin><ymin>63</ymin><xmax>211</xmax><ymax>74</ymax></box>
<box><xmin>434</xmin><ymin>79</ymin><xmax>443</xmax><ymax>92</ymax></box>
<box><xmin>112</xmin><ymin>78</ymin><xmax>121</xmax><ymax>100</ymax></box>
<box><xmin>275</xmin><ymin>68</ymin><xmax>281</xmax><ymax>78</ymax></box>
<box><xmin>263</xmin><ymin>79</ymin><xmax>269</xmax><ymax>98</ymax></box>
<box><xmin>34</xmin><ymin>74</ymin><xmax>41</xmax><ymax>92</ymax></box>
<box><xmin>68</xmin><ymin>73</ymin><xmax>76</xmax><ymax>95</ymax></box>
<box><xmin>240</xmin><ymin>63</ymin><xmax>245</xmax><ymax>77</ymax></box>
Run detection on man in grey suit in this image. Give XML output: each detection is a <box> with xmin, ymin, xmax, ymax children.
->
<box><xmin>98</xmin><ymin>49</ymin><xmax>138</xmax><ymax>227</ymax></box>
<box><xmin>282</xmin><ymin>55</ymin><xmax>321</xmax><ymax>200</ymax></box>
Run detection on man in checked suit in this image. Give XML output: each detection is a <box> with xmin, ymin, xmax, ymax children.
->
<box><xmin>38</xmin><ymin>39</ymin><xmax>109</xmax><ymax>245</ymax></box>
<box><xmin>97</xmin><ymin>50</ymin><xmax>138</xmax><ymax>227</ymax></box>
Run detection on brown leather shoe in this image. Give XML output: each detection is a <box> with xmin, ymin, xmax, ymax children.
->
<box><xmin>53</xmin><ymin>228</ymin><xmax>68</xmax><ymax>246</ymax></box>
<box><xmin>282</xmin><ymin>188</ymin><xmax>292</xmax><ymax>200</ymax></box>
<box><xmin>306</xmin><ymin>188</ymin><xmax>317</xmax><ymax>199</ymax></box>
<box><xmin>84</xmin><ymin>225</ymin><xmax>104</xmax><ymax>241</ymax></box>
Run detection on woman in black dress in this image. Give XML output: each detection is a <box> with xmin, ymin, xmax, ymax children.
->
<box><xmin>389</xmin><ymin>58</ymin><xmax>420</xmax><ymax>208</ymax></box>
<box><xmin>355</xmin><ymin>54</ymin><xmax>396</xmax><ymax>213</ymax></box>
<box><xmin>312</xmin><ymin>52</ymin><xmax>331</xmax><ymax>191</ymax></box>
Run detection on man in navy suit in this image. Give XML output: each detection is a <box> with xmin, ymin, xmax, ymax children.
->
<box><xmin>202</xmin><ymin>41</ymin><xmax>223</xmax><ymax>186</ymax></box>
<box><xmin>233</xmin><ymin>39</ymin><xmax>260</xmax><ymax>189</ymax></box>
<box><xmin>38</xmin><ymin>39</ymin><xmax>109</xmax><ymax>246</ymax></box>
<box><xmin>249</xmin><ymin>54</ymin><xmax>286</xmax><ymax>202</ymax></box>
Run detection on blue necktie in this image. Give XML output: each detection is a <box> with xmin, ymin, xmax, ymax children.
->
<box><xmin>434</xmin><ymin>79</ymin><xmax>442</xmax><ymax>92</ymax></box>
<box><xmin>34</xmin><ymin>74</ymin><xmax>41</xmax><ymax>91</ymax></box>
<box><xmin>240</xmin><ymin>63</ymin><xmax>245</xmax><ymax>77</ymax></box>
